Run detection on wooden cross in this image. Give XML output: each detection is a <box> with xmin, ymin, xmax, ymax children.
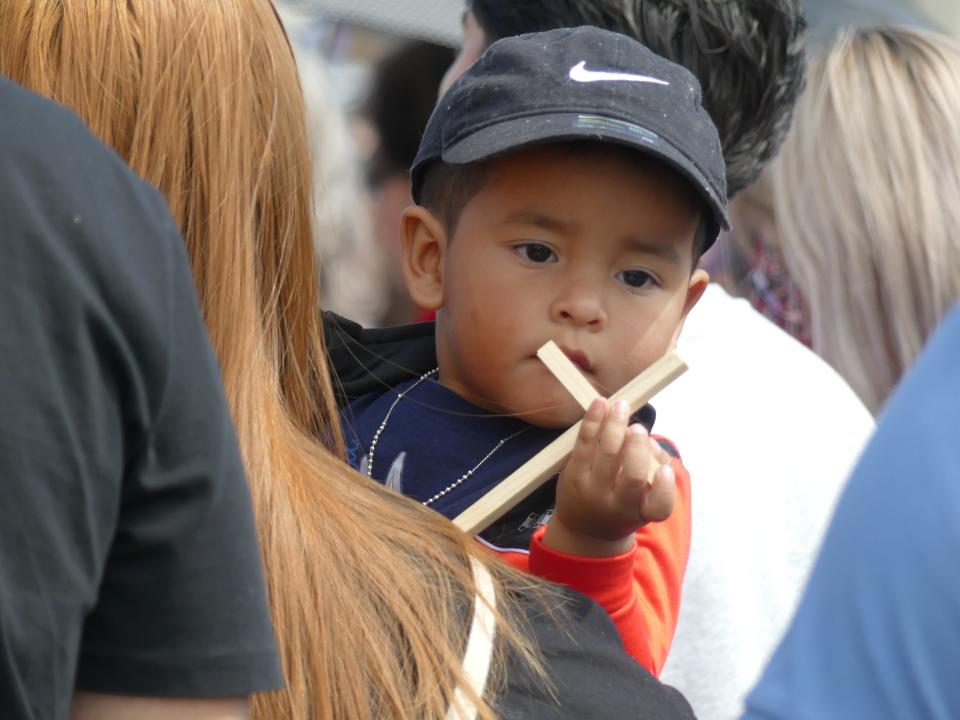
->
<box><xmin>452</xmin><ymin>341</ymin><xmax>688</xmax><ymax>534</ymax></box>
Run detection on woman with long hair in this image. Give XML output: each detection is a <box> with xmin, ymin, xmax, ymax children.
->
<box><xmin>0</xmin><ymin>2</ymin><xmax>514</xmax><ymax>716</ymax></box>
<box><xmin>772</xmin><ymin>26</ymin><xmax>960</xmax><ymax>413</ymax></box>
<box><xmin>0</xmin><ymin>2</ymin><xmax>695</xmax><ymax>717</ymax></box>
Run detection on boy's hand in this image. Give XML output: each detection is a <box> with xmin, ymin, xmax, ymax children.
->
<box><xmin>544</xmin><ymin>398</ymin><xmax>676</xmax><ymax>558</ymax></box>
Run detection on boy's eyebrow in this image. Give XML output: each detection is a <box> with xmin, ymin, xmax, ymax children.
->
<box><xmin>500</xmin><ymin>210</ymin><xmax>578</xmax><ymax>233</ymax></box>
<box><xmin>624</xmin><ymin>236</ymin><xmax>682</xmax><ymax>264</ymax></box>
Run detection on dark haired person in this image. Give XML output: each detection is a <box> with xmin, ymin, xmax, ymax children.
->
<box><xmin>0</xmin><ymin>77</ymin><xmax>281</xmax><ymax>719</ymax></box>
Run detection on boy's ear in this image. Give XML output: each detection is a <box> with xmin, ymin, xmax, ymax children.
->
<box><xmin>670</xmin><ymin>268</ymin><xmax>710</xmax><ymax>348</ymax></box>
<box><xmin>401</xmin><ymin>205</ymin><xmax>447</xmax><ymax>311</ymax></box>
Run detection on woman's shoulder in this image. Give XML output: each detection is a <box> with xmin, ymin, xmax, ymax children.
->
<box><xmin>499</xmin><ymin>586</ymin><xmax>696</xmax><ymax>719</ymax></box>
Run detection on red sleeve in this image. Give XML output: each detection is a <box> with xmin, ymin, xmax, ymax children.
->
<box><xmin>490</xmin><ymin>449</ymin><xmax>691</xmax><ymax>676</ymax></box>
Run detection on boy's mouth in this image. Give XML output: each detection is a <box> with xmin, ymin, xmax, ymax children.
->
<box><xmin>560</xmin><ymin>347</ymin><xmax>593</xmax><ymax>373</ymax></box>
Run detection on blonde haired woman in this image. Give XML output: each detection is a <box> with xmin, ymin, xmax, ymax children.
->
<box><xmin>773</xmin><ymin>26</ymin><xmax>960</xmax><ymax>413</ymax></box>
<box><xmin>0</xmin><ymin>1</ymin><xmax>695</xmax><ymax>718</ymax></box>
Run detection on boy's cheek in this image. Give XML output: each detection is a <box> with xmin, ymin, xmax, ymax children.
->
<box><xmin>508</xmin><ymin>391</ymin><xmax>587</xmax><ymax>429</ymax></box>
<box><xmin>610</xmin><ymin>329</ymin><xmax>680</xmax><ymax>388</ymax></box>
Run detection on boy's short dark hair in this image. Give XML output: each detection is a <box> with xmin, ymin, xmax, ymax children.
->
<box><xmin>419</xmin><ymin>144</ymin><xmax>714</xmax><ymax>264</ymax></box>
<box><xmin>418</xmin><ymin>160</ymin><xmax>488</xmax><ymax>237</ymax></box>
<box><xmin>468</xmin><ymin>0</ymin><xmax>806</xmax><ymax>197</ymax></box>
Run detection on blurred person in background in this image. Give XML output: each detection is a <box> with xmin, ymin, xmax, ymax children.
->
<box><xmin>744</xmin><ymin>301</ymin><xmax>960</xmax><ymax>719</ymax></box>
<box><xmin>323</xmin><ymin>2</ymin><xmax>873</xmax><ymax>717</ymax></box>
<box><xmin>297</xmin><ymin>46</ymin><xmax>389</xmax><ymax>327</ymax></box>
<box><xmin>0</xmin><ymin>1</ymin><xmax>698</xmax><ymax>717</ymax></box>
<box><xmin>726</xmin><ymin>0</ymin><xmax>934</xmax><ymax>347</ymax></box>
<box><xmin>804</xmin><ymin>0</ymin><xmax>937</xmax><ymax>49</ymax></box>
<box><xmin>771</xmin><ymin>26</ymin><xmax>960</xmax><ymax>413</ymax></box>
<box><xmin>363</xmin><ymin>40</ymin><xmax>455</xmax><ymax>325</ymax></box>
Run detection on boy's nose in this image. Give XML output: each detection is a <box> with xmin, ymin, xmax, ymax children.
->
<box><xmin>549</xmin><ymin>284</ymin><xmax>607</xmax><ymax>329</ymax></box>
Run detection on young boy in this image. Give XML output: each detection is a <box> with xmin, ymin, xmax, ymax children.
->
<box><xmin>342</xmin><ymin>26</ymin><xmax>729</xmax><ymax>675</ymax></box>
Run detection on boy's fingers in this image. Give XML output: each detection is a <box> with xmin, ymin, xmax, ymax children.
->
<box><xmin>648</xmin><ymin>437</ymin><xmax>669</xmax><ymax>465</ymax></box>
<box><xmin>640</xmin><ymin>463</ymin><xmax>676</xmax><ymax>523</ymax></box>
<box><xmin>594</xmin><ymin>400</ymin><xmax>630</xmax><ymax>483</ymax></box>
<box><xmin>643</xmin><ymin>438</ymin><xmax>668</xmax><ymax>484</ymax></box>
<box><xmin>617</xmin><ymin>424</ymin><xmax>653</xmax><ymax>503</ymax></box>
<box><xmin>564</xmin><ymin>398</ymin><xmax>607</xmax><ymax>482</ymax></box>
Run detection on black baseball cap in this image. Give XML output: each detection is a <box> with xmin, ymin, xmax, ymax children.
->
<box><xmin>412</xmin><ymin>25</ymin><xmax>730</xmax><ymax>245</ymax></box>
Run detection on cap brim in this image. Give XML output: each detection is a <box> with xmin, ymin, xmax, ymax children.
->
<box><xmin>442</xmin><ymin>112</ymin><xmax>730</xmax><ymax>233</ymax></box>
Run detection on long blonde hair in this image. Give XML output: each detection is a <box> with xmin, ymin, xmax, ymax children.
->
<box><xmin>773</xmin><ymin>26</ymin><xmax>960</xmax><ymax>412</ymax></box>
<box><xmin>0</xmin><ymin>1</ymin><xmax>538</xmax><ymax>716</ymax></box>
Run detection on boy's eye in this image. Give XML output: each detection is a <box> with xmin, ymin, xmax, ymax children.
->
<box><xmin>515</xmin><ymin>243</ymin><xmax>557</xmax><ymax>264</ymax></box>
<box><xmin>617</xmin><ymin>269</ymin><xmax>657</xmax><ymax>289</ymax></box>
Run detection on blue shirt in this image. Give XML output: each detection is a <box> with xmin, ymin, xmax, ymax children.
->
<box><xmin>743</xmin><ymin>304</ymin><xmax>960</xmax><ymax>719</ymax></box>
<box><xmin>343</xmin><ymin>376</ymin><xmax>562</xmax><ymax>549</ymax></box>
<box><xmin>343</xmin><ymin>375</ymin><xmax>660</xmax><ymax>550</ymax></box>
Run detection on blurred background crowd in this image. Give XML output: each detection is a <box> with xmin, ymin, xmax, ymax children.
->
<box><xmin>4</xmin><ymin>0</ymin><xmax>960</xmax><ymax>718</ymax></box>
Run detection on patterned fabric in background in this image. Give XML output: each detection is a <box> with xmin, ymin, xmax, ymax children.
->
<box><xmin>739</xmin><ymin>227</ymin><xmax>812</xmax><ymax>347</ymax></box>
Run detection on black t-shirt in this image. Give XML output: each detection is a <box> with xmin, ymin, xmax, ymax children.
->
<box><xmin>0</xmin><ymin>78</ymin><xmax>282</xmax><ymax>719</ymax></box>
<box><xmin>502</xmin><ymin>588</ymin><xmax>696</xmax><ymax>719</ymax></box>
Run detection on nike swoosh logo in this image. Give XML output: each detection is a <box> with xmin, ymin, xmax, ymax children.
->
<box><xmin>568</xmin><ymin>61</ymin><xmax>669</xmax><ymax>86</ymax></box>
